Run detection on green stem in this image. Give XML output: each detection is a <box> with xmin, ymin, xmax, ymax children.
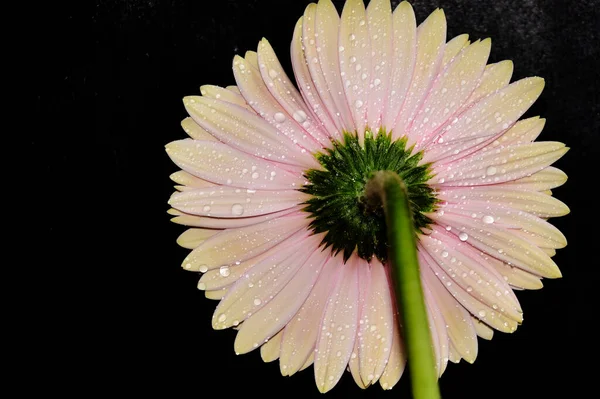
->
<box><xmin>366</xmin><ymin>171</ymin><xmax>440</xmax><ymax>399</ymax></box>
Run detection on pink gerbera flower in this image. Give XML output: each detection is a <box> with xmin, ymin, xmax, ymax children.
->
<box><xmin>166</xmin><ymin>0</ymin><xmax>568</xmax><ymax>393</ymax></box>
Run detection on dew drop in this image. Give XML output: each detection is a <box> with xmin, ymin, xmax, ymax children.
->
<box><xmin>355</xmin><ymin>100</ymin><xmax>364</xmax><ymax>109</ymax></box>
<box><xmin>441</xmin><ymin>251</ymin><xmax>449</xmax><ymax>258</ymax></box>
<box><xmin>268</xmin><ymin>69</ymin><xmax>278</xmax><ymax>79</ymax></box>
<box><xmin>231</xmin><ymin>203</ymin><xmax>244</xmax><ymax>216</ymax></box>
<box><xmin>274</xmin><ymin>112</ymin><xmax>286</xmax><ymax>123</ymax></box>
<box><xmin>482</xmin><ymin>215</ymin><xmax>495</xmax><ymax>224</ymax></box>
<box><xmin>373</xmin><ymin>78</ymin><xmax>381</xmax><ymax>86</ymax></box>
<box><xmin>219</xmin><ymin>266</ymin><xmax>231</xmax><ymax>277</ymax></box>
<box><xmin>486</xmin><ymin>166</ymin><xmax>497</xmax><ymax>176</ymax></box>
<box><xmin>218</xmin><ymin>313</ymin><xmax>227</xmax><ymax>322</ymax></box>
<box><xmin>254</xmin><ymin>298</ymin><xmax>262</xmax><ymax>306</ymax></box>
<box><xmin>251</xmin><ymin>172</ymin><xmax>260</xmax><ymax>179</ymax></box>
<box><xmin>293</xmin><ymin>110</ymin><xmax>307</xmax><ymax>123</ymax></box>
<box><xmin>199</xmin><ymin>264</ymin><xmax>208</xmax><ymax>273</ymax></box>
<box><xmin>478</xmin><ymin>310</ymin><xmax>486</xmax><ymax>318</ymax></box>
<box><xmin>197</xmin><ymin>282</ymin><xmax>206</xmax><ymax>290</ymax></box>
<box><xmin>459</xmin><ymin>232</ymin><xmax>469</xmax><ymax>242</ymax></box>
<box><xmin>203</xmin><ymin>205</ymin><xmax>211</xmax><ymax>212</ymax></box>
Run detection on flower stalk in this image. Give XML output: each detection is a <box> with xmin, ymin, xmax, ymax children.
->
<box><xmin>366</xmin><ymin>171</ymin><xmax>440</xmax><ymax>399</ymax></box>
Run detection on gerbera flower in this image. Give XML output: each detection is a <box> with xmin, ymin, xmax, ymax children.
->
<box><xmin>165</xmin><ymin>0</ymin><xmax>568</xmax><ymax>393</ymax></box>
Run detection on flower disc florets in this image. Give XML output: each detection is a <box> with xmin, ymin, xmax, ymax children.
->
<box><xmin>301</xmin><ymin>129</ymin><xmax>438</xmax><ymax>262</ymax></box>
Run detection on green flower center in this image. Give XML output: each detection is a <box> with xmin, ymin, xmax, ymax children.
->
<box><xmin>301</xmin><ymin>129</ymin><xmax>438</xmax><ymax>263</ymax></box>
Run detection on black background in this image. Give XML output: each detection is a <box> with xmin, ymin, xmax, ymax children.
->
<box><xmin>37</xmin><ymin>0</ymin><xmax>598</xmax><ymax>397</ymax></box>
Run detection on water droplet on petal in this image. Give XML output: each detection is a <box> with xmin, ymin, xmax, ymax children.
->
<box><xmin>218</xmin><ymin>313</ymin><xmax>227</xmax><ymax>322</ymax></box>
<box><xmin>478</xmin><ymin>310</ymin><xmax>486</xmax><ymax>318</ymax></box>
<box><xmin>231</xmin><ymin>203</ymin><xmax>244</xmax><ymax>216</ymax></box>
<box><xmin>203</xmin><ymin>205</ymin><xmax>211</xmax><ymax>212</ymax></box>
<box><xmin>199</xmin><ymin>265</ymin><xmax>208</xmax><ymax>273</ymax></box>
<box><xmin>219</xmin><ymin>266</ymin><xmax>230</xmax><ymax>277</ymax></box>
<box><xmin>274</xmin><ymin>112</ymin><xmax>286</xmax><ymax>123</ymax></box>
<box><xmin>355</xmin><ymin>100</ymin><xmax>364</xmax><ymax>109</ymax></box>
<box><xmin>254</xmin><ymin>298</ymin><xmax>262</xmax><ymax>306</ymax></box>
<box><xmin>459</xmin><ymin>232</ymin><xmax>469</xmax><ymax>241</ymax></box>
<box><xmin>482</xmin><ymin>215</ymin><xmax>495</xmax><ymax>224</ymax></box>
<box><xmin>251</xmin><ymin>172</ymin><xmax>260</xmax><ymax>179</ymax></box>
<box><xmin>486</xmin><ymin>166</ymin><xmax>497</xmax><ymax>176</ymax></box>
<box><xmin>268</xmin><ymin>69</ymin><xmax>278</xmax><ymax>79</ymax></box>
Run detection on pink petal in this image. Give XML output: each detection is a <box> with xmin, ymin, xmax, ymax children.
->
<box><xmin>339</xmin><ymin>0</ymin><xmax>372</xmax><ymax>133</ymax></box>
<box><xmin>314</xmin><ymin>255</ymin><xmax>360</xmax><ymax>393</ymax></box>
<box><xmin>165</xmin><ymin>139</ymin><xmax>306</xmax><ymax>190</ymax></box>
<box><xmin>423</xmin><ymin>77</ymin><xmax>546</xmax><ymax>163</ymax></box>
<box><xmin>169</xmin><ymin>187</ymin><xmax>308</xmax><ymax>218</ymax></box>
<box><xmin>291</xmin><ymin>16</ymin><xmax>341</xmax><ymax>139</ymax></box>
<box><xmin>382</xmin><ymin>1</ymin><xmax>416</xmax><ymax>131</ymax></box>
<box><xmin>170</xmin><ymin>207</ymin><xmax>300</xmax><ymax>229</ymax></box>
<box><xmin>256</xmin><ymin>39</ymin><xmax>331</xmax><ymax>147</ymax></box>
<box><xmin>430</xmin><ymin>211</ymin><xmax>561</xmax><ymax>278</ymax></box>
<box><xmin>412</xmin><ymin>39</ymin><xmax>491</xmax><ymax>150</ymax></box>
<box><xmin>366</xmin><ymin>0</ymin><xmax>393</xmax><ymax>130</ymax></box>
<box><xmin>234</xmin><ymin>236</ymin><xmax>329</xmax><ymax>354</ymax></box>
<box><xmin>213</xmin><ymin>233</ymin><xmax>316</xmax><ymax>334</ymax></box>
<box><xmin>181</xmin><ymin>213</ymin><xmax>309</xmax><ymax>272</ymax></box>
<box><xmin>279</xmin><ymin>254</ymin><xmax>342</xmax><ymax>376</ymax></box>
<box><xmin>431</xmin><ymin>141</ymin><xmax>568</xmax><ymax>187</ymax></box>
<box><xmin>394</xmin><ymin>8</ymin><xmax>446</xmax><ymax>142</ymax></box>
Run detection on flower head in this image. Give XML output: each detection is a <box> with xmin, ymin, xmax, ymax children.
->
<box><xmin>166</xmin><ymin>0</ymin><xmax>568</xmax><ymax>393</ymax></box>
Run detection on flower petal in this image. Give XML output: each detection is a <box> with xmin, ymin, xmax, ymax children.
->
<box><xmin>232</xmin><ymin>56</ymin><xmax>323</xmax><ymax>159</ymax></box>
<box><xmin>356</xmin><ymin>259</ymin><xmax>394</xmax><ymax>386</ymax></box>
<box><xmin>169</xmin><ymin>187</ymin><xmax>308</xmax><ymax>218</ymax></box>
<box><xmin>422</xmin><ymin>262</ymin><xmax>478</xmax><ymax>363</ymax></box>
<box><xmin>485</xmin><ymin>256</ymin><xmax>544</xmax><ymax>290</ymax></box>
<box><xmin>176</xmin><ymin>228</ymin><xmax>220</xmax><ymax>249</ymax></box>
<box><xmin>366</xmin><ymin>0</ymin><xmax>393</xmax><ymax>129</ymax></box>
<box><xmin>260</xmin><ymin>330</ymin><xmax>283</xmax><ymax>363</ymax></box>
<box><xmin>205</xmin><ymin>288</ymin><xmax>227</xmax><ymax>300</ymax></box>
<box><xmin>257</xmin><ymin>39</ymin><xmax>331</xmax><ymax>147</ymax></box>
<box><xmin>339</xmin><ymin>0</ymin><xmax>372</xmax><ymax>133</ymax></box>
<box><xmin>199</xmin><ymin>84</ymin><xmax>254</xmax><ymax>111</ymax></box>
<box><xmin>170</xmin><ymin>170</ymin><xmax>217</xmax><ymax>188</ymax></box>
<box><xmin>442</xmin><ymin>34</ymin><xmax>469</xmax><ymax>66</ymax></box>
<box><xmin>170</xmin><ymin>207</ymin><xmax>300</xmax><ymax>229</ymax></box>
<box><xmin>464</xmin><ymin>60</ymin><xmax>513</xmax><ymax>108</ymax></box>
<box><xmin>291</xmin><ymin>16</ymin><xmax>341</xmax><ymax>139</ymax></box>
<box><xmin>279</xmin><ymin>254</ymin><xmax>342</xmax><ymax>376</ymax></box>
<box><xmin>419</xmin><ymin>246</ymin><xmax>520</xmax><ymax>332</ymax></box>
<box><xmin>440</xmin><ymin>203</ymin><xmax>567</xmax><ymax>249</ymax></box>
<box><xmin>244</xmin><ymin>50</ymin><xmax>259</xmax><ymax>68</ymax></box>
<box><xmin>412</xmin><ymin>39</ymin><xmax>491</xmax><ymax>149</ymax></box>
<box><xmin>438</xmin><ymin>185</ymin><xmax>570</xmax><ymax>218</ymax></box>
<box><xmin>279</xmin><ymin>256</ymin><xmax>343</xmax><ymax>376</ymax></box>
<box><xmin>394</xmin><ymin>8</ymin><xmax>446</xmax><ymax>141</ymax></box>
<box><xmin>472</xmin><ymin>317</ymin><xmax>494</xmax><ymax>340</ymax></box>
<box><xmin>378</xmin><ymin>270</ymin><xmax>406</xmax><ymax>390</ymax></box>
<box><xmin>165</xmin><ymin>139</ymin><xmax>306</xmax><ymax>189</ymax></box>
<box><xmin>431</xmin><ymin>211</ymin><xmax>561</xmax><ymax>278</ymax></box>
<box><xmin>432</xmin><ymin>141</ymin><xmax>568</xmax><ymax>187</ymax></box>
<box><xmin>315</xmin><ymin>0</ymin><xmax>356</xmax><ymax>132</ymax></box>
<box><xmin>302</xmin><ymin>4</ymin><xmax>348</xmax><ymax>135</ymax></box>
<box><xmin>234</xmin><ymin>237</ymin><xmax>329</xmax><ymax>354</ymax></box>
<box><xmin>181</xmin><ymin>213</ymin><xmax>309</xmax><ymax>272</ymax></box>
<box><xmin>181</xmin><ymin>117</ymin><xmax>218</xmax><ymax>141</ymax></box>
<box><xmin>503</xmin><ymin>166</ymin><xmax>568</xmax><ymax>191</ymax></box>
<box><xmin>213</xmin><ymin>232</ymin><xmax>314</xmax><ymax>333</ymax></box>
<box><xmin>421</xmin><ymin>227</ymin><xmax>523</xmax><ymax>320</ymax></box>
<box><xmin>314</xmin><ymin>255</ymin><xmax>360</xmax><ymax>393</ymax></box>
<box><xmin>184</xmin><ymin>95</ymin><xmax>317</xmax><ymax>167</ymax></box>
<box><xmin>382</xmin><ymin>1</ymin><xmax>416</xmax><ymax>130</ymax></box>
<box><xmin>423</xmin><ymin>77</ymin><xmax>546</xmax><ymax>163</ymax></box>
<box><xmin>421</xmin><ymin>273</ymin><xmax>449</xmax><ymax>376</ymax></box>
